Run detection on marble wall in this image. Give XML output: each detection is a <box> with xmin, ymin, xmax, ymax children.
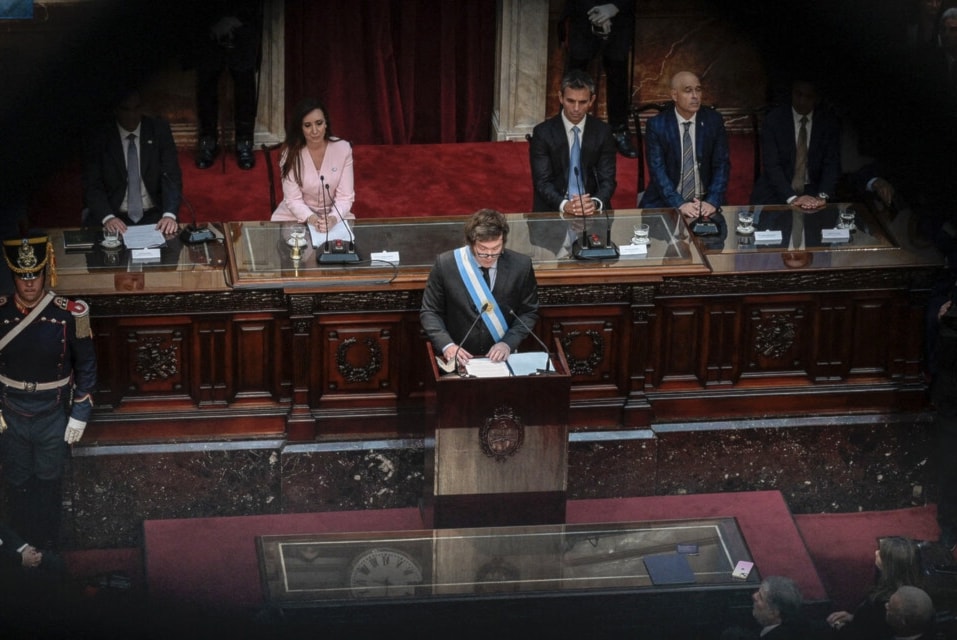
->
<box><xmin>46</xmin><ymin>415</ymin><xmax>935</xmax><ymax>549</ymax></box>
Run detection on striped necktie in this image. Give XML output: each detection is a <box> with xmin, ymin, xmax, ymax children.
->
<box><xmin>792</xmin><ymin>116</ymin><xmax>808</xmax><ymax>195</ymax></box>
<box><xmin>126</xmin><ymin>133</ymin><xmax>144</xmax><ymax>223</ymax></box>
<box><xmin>680</xmin><ymin>121</ymin><xmax>696</xmax><ymax>201</ymax></box>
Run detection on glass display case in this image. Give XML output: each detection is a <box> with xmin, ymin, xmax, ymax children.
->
<box><xmin>257</xmin><ymin>517</ymin><xmax>758</xmax><ymax>604</ymax></box>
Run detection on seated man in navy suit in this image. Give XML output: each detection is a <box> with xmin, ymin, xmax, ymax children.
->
<box><xmin>638</xmin><ymin>71</ymin><xmax>730</xmax><ymax>228</ymax></box>
<box><xmin>82</xmin><ymin>89</ymin><xmax>182</xmax><ymax>236</ymax></box>
<box><xmin>750</xmin><ymin>78</ymin><xmax>841</xmax><ymax>210</ymax></box>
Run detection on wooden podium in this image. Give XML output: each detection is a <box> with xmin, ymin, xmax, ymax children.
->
<box><xmin>422</xmin><ymin>342</ymin><xmax>571</xmax><ymax>529</ymax></box>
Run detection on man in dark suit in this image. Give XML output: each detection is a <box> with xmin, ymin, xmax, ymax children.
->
<box><xmin>750</xmin><ymin>78</ymin><xmax>841</xmax><ymax>210</ymax></box>
<box><xmin>722</xmin><ymin>576</ymin><xmax>811</xmax><ymax>639</ymax></box>
<box><xmin>560</xmin><ymin>1</ymin><xmax>638</xmax><ymax>158</ymax></box>
<box><xmin>530</xmin><ymin>69</ymin><xmax>617</xmax><ymax>217</ymax></box>
<box><xmin>885</xmin><ymin>585</ymin><xmax>936</xmax><ymax>639</ymax></box>
<box><xmin>82</xmin><ymin>89</ymin><xmax>182</xmax><ymax>236</ymax></box>
<box><xmin>420</xmin><ymin>209</ymin><xmax>539</xmax><ymax>370</ymax></box>
<box><xmin>638</xmin><ymin>70</ymin><xmax>730</xmax><ymax>226</ymax></box>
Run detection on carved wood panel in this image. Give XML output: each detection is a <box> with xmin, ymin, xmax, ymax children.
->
<box><xmin>228</xmin><ymin>314</ymin><xmax>282</xmax><ymax>405</ymax></box>
<box><xmin>316</xmin><ymin>314</ymin><xmax>403</xmax><ymax>408</ymax></box>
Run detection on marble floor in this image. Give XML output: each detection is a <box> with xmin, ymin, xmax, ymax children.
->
<box><xmin>32</xmin><ymin>411</ymin><xmax>938</xmax><ymax>550</ymax></box>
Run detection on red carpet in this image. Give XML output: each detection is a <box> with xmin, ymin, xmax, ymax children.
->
<box><xmin>29</xmin><ymin>138</ymin><xmax>757</xmax><ymax>229</ymax></box>
<box><xmin>141</xmin><ymin>491</ymin><xmax>823</xmax><ymax>615</ymax></box>
<box><xmin>794</xmin><ymin>505</ymin><xmax>940</xmax><ymax>613</ymax></box>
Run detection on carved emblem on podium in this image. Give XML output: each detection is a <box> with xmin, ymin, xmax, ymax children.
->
<box><xmin>479</xmin><ymin>405</ymin><xmax>524</xmax><ymax>462</ymax></box>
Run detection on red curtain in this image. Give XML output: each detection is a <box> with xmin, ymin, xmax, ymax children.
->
<box><xmin>284</xmin><ymin>0</ymin><xmax>496</xmax><ymax>145</ymax></box>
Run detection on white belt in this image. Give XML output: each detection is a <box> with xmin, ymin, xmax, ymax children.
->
<box><xmin>0</xmin><ymin>374</ymin><xmax>72</xmax><ymax>392</ymax></box>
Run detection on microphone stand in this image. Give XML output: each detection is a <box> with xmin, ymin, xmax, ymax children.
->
<box><xmin>571</xmin><ymin>167</ymin><xmax>618</xmax><ymax>260</ymax></box>
<box><xmin>318</xmin><ymin>179</ymin><xmax>359</xmax><ymax>264</ymax></box>
<box><xmin>508</xmin><ymin>309</ymin><xmax>554</xmax><ymax>375</ymax></box>
<box><xmin>163</xmin><ymin>172</ymin><xmax>215</xmax><ymax>244</ymax></box>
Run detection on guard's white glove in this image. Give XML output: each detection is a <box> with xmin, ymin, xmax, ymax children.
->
<box><xmin>64</xmin><ymin>417</ymin><xmax>86</xmax><ymax>444</ymax></box>
<box><xmin>587</xmin><ymin>4</ymin><xmax>619</xmax><ymax>28</ymax></box>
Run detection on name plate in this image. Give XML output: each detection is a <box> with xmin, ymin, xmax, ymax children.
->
<box><xmin>130</xmin><ymin>247</ymin><xmax>161</xmax><ymax>261</ymax></box>
<box><xmin>754</xmin><ymin>230</ymin><xmax>783</xmax><ymax>244</ymax></box>
<box><xmin>370</xmin><ymin>250</ymin><xmax>400</xmax><ymax>264</ymax></box>
<box><xmin>618</xmin><ymin>244</ymin><xmax>648</xmax><ymax>256</ymax></box>
<box><xmin>821</xmin><ymin>228</ymin><xmax>850</xmax><ymax>242</ymax></box>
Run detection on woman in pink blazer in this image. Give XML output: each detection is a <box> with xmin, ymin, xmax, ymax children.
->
<box><xmin>270</xmin><ymin>99</ymin><xmax>355</xmax><ymax>233</ymax></box>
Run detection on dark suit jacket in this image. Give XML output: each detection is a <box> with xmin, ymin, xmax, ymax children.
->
<box><xmin>639</xmin><ymin>105</ymin><xmax>730</xmax><ymax>209</ymax></box>
<box><xmin>750</xmin><ymin>105</ymin><xmax>841</xmax><ymax>205</ymax></box>
<box><xmin>0</xmin><ymin>521</ymin><xmax>26</xmax><ymax>571</ymax></box>
<box><xmin>529</xmin><ymin>113</ymin><xmax>617</xmax><ymax>213</ymax></box>
<box><xmin>82</xmin><ymin>116</ymin><xmax>182</xmax><ymax>225</ymax></box>
<box><xmin>420</xmin><ymin>248</ymin><xmax>539</xmax><ymax>357</ymax></box>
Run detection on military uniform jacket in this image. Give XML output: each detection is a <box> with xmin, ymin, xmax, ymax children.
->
<box><xmin>0</xmin><ymin>293</ymin><xmax>96</xmax><ymax>422</ymax></box>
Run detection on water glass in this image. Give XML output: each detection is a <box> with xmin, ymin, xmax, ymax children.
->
<box><xmin>102</xmin><ymin>228</ymin><xmax>121</xmax><ymax>248</ymax></box>
<box><xmin>632</xmin><ymin>223</ymin><xmax>650</xmax><ymax>245</ymax></box>
<box><xmin>737</xmin><ymin>210</ymin><xmax>754</xmax><ymax>234</ymax></box>
<box><xmin>839</xmin><ymin>207</ymin><xmax>856</xmax><ymax>231</ymax></box>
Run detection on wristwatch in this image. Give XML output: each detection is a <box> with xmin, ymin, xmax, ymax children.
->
<box><xmin>818</xmin><ymin>193</ymin><xmax>829</xmax><ymax>201</ymax></box>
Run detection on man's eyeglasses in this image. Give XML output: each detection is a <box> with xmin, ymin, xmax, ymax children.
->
<box><xmin>474</xmin><ymin>252</ymin><xmax>503</xmax><ymax>259</ymax></box>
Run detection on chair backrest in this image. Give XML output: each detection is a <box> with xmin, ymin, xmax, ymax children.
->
<box><xmin>261</xmin><ymin>142</ymin><xmax>284</xmax><ymax>214</ymax></box>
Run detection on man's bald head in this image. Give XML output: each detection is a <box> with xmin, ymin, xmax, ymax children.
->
<box><xmin>670</xmin><ymin>71</ymin><xmax>702</xmax><ymax>119</ymax></box>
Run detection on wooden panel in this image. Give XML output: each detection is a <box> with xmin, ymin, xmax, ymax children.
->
<box><xmin>230</xmin><ymin>314</ymin><xmax>282</xmax><ymax>404</ymax></box>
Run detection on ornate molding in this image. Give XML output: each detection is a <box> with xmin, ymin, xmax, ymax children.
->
<box><xmin>562</xmin><ymin>329</ymin><xmax>604</xmax><ymax>376</ymax></box>
<box><xmin>135</xmin><ymin>336</ymin><xmax>179</xmax><ymax>384</ymax></box>
<box><xmin>752</xmin><ymin>313</ymin><xmax>798</xmax><ymax>361</ymax></box>
<box><xmin>335</xmin><ymin>336</ymin><xmax>384</xmax><ymax>384</ymax></box>
<box><xmin>91</xmin><ymin>289</ymin><xmax>286</xmax><ymax>316</ymax></box>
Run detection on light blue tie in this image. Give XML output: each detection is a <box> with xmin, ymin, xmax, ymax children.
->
<box><xmin>680</xmin><ymin>121</ymin><xmax>696</xmax><ymax>201</ymax></box>
<box><xmin>567</xmin><ymin>126</ymin><xmax>582</xmax><ymax>196</ymax></box>
<box><xmin>126</xmin><ymin>133</ymin><xmax>144</xmax><ymax>223</ymax></box>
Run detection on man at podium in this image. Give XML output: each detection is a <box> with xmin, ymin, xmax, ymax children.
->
<box><xmin>420</xmin><ymin>209</ymin><xmax>539</xmax><ymax>370</ymax></box>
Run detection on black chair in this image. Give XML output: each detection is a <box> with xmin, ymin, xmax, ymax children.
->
<box><xmin>261</xmin><ymin>142</ymin><xmax>283</xmax><ymax>214</ymax></box>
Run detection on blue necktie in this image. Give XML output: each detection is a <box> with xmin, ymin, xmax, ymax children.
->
<box><xmin>567</xmin><ymin>125</ymin><xmax>582</xmax><ymax>196</ymax></box>
<box><xmin>126</xmin><ymin>133</ymin><xmax>144</xmax><ymax>223</ymax></box>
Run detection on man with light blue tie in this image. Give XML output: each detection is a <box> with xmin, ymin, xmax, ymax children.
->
<box><xmin>530</xmin><ymin>69</ymin><xmax>617</xmax><ymax>217</ymax></box>
<box><xmin>639</xmin><ymin>71</ymin><xmax>730</xmax><ymax>225</ymax></box>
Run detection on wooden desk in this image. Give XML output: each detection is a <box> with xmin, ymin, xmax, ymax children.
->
<box><xmin>50</xmin><ymin>207</ymin><xmax>941</xmax><ymax>443</ymax></box>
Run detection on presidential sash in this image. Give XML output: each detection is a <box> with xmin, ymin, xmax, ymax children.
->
<box><xmin>453</xmin><ymin>246</ymin><xmax>508</xmax><ymax>343</ymax></box>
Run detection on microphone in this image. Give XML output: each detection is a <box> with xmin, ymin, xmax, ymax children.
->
<box><xmin>594</xmin><ymin>167</ymin><xmax>618</xmax><ymax>257</ymax></box>
<box><xmin>318</xmin><ymin>178</ymin><xmax>360</xmax><ymax>264</ymax></box>
<box><xmin>453</xmin><ymin>301</ymin><xmax>491</xmax><ymax>377</ymax></box>
<box><xmin>572</xmin><ymin>166</ymin><xmax>617</xmax><ymax>260</ymax></box>
<box><xmin>508</xmin><ymin>309</ymin><xmax>553</xmax><ymax>375</ymax></box>
<box><xmin>163</xmin><ymin>172</ymin><xmax>215</xmax><ymax>244</ymax></box>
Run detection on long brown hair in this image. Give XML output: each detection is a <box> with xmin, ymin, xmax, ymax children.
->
<box><xmin>280</xmin><ymin>98</ymin><xmax>339</xmax><ymax>187</ymax></box>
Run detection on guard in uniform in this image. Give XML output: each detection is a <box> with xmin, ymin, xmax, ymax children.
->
<box><xmin>0</xmin><ymin>235</ymin><xmax>96</xmax><ymax>549</ymax></box>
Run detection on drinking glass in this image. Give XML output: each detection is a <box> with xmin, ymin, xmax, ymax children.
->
<box><xmin>737</xmin><ymin>210</ymin><xmax>754</xmax><ymax>234</ymax></box>
<box><xmin>632</xmin><ymin>223</ymin><xmax>650</xmax><ymax>245</ymax></box>
<box><xmin>102</xmin><ymin>228</ymin><xmax>121</xmax><ymax>248</ymax></box>
<box><xmin>839</xmin><ymin>207</ymin><xmax>856</xmax><ymax>231</ymax></box>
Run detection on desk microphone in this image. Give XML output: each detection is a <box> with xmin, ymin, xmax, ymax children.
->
<box><xmin>163</xmin><ymin>172</ymin><xmax>215</xmax><ymax>244</ymax></box>
<box><xmin>508</xmin><ymin>308</ymin><xmax>553</xmax><ymax>374</ymax></box>
<box><xmin>572</xmin><ymin>167</ymin><xmax>618</xmax><ymax>259</ymax></box>
<box><xmin>594</xmin><ymin>166</ymin><xmax>617</xmax><ymax>256</ymax></box>
<box><xmin>318</xmin><ymin>176</ymin><xmax>359</xmax><ymax>264</ymax></box>
<box><xmin>454</xmin><ymin>301</ymin><xmax>491</xmax><ymax>377</ymax></box>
